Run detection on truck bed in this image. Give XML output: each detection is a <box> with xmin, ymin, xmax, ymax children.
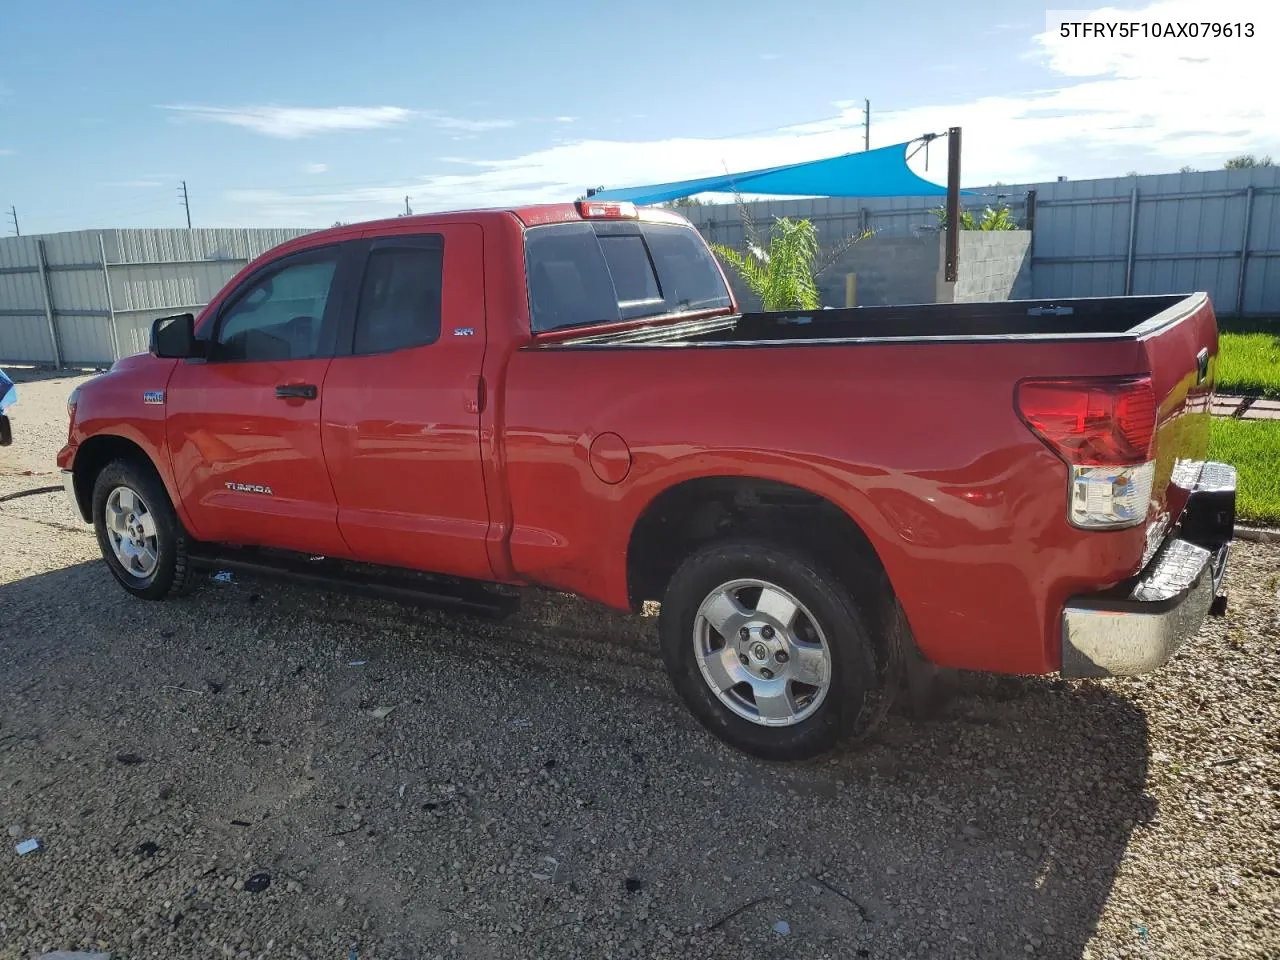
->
<box><xmin>553</xmin><ymin>294</ymin><xmax>1200</xmax><ymax>348</ymax></box>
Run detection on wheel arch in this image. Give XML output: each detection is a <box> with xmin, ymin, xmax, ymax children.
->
<box><xmin>71</xmin><ymin>434</ymin><xmax>168</xmax><ymax>523</ymax></box>
<box><xmin>625</xmin><ymin>474</ymin><xmax>897</xmax><ymax>614</ymax></box>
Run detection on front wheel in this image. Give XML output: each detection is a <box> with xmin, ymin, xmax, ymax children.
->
<box><xmin>659</xmin><ymin>539</ymin><xmax>892</xmax><ymax>761</ymax></box>
<box><xmin>91</xmin><ymin>458</ymin><xmax>194</xmax><ymax>600</ymax></box>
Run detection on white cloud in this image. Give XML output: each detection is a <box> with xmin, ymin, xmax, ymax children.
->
<box><xmin>419</xmin><ymin>110</ymin><xmax>514</xmax><ymax>132</ymax></box>
<box><xmin>218</xmin><ymin>0</ymin><xmax>1280</xmax><ymax>224</ymax></box>
<box><xmin>554</xmin><ymin>116</ymin><xmax>577</xmax><ymax>124</ymax></box>
<box><xmin>160</xmin><ymin>104</ymin><xmax>414</xmax><ymax>138</ymax></box>
<box><xmin>104</xmin><ymin>179</ymin><xmax>162</xmax><ymax>187</ymax></box>
<box><xmin>303</xmin><ymin>162</ymin><xmax>329</xmax><ymax>174</ymax></box>
<box><xmin>158</xmin><ymin>104</ymin><xmax>513</xmax><ymax>139</ymax></box>
<box><xmin>0</xmin><ymin>148</ymin><xmax>15</xmax><ymax>157</ymax></box>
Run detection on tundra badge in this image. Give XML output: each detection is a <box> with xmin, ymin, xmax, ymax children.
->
<box><xmin>225</xmin><ymin>482</ymin><xmax>273</xmax><ymax>495</ymax></box>
<box><xmin>143</xmin><ymin>390</ymin><xmax>165</xmax><ymax>405</ymax></box>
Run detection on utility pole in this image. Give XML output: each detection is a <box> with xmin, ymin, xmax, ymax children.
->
<box><xmin>864</xmin><ymin>99</ymin><xmax>871</xmax><ymax>151</ymax></box>
<box><xmin>404</xmin><ymin>195</ymin><xmax>412</xmax><ymax>217</ymax></box>
<box><xmin>178</xmin><ymin>181</ymin><xmax>191</xmax><ymax>229</ymax></box>
<box><xmin>5</xmin><ymin>205</ymin><xmax>18</xmax><ymax>236</ymax></box>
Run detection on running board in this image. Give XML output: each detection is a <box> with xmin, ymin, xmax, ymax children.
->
<box><xmin>186</xmin><ymin>546</ymin><xmax>520</xmax><ymax>620</ymax></box>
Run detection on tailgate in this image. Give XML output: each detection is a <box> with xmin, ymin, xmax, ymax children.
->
<box><xmin>1139</xmin><ymin>294</ymin><xmax>1219</xmax><ymax>557</ymax></box>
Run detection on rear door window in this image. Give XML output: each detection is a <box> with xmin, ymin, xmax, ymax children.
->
<box><xmin>351</xmin><ymin>239</ymin><xmax>444</xmax><ymax>355</ymax></box>
<box><xmin>525</xmin><ymin>219</ymin><xmax>730</xmax><ymax>333</ymax></box>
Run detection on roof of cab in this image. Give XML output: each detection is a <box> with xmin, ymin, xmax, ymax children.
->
<box><xmin>257</xmin><ymin>201</ymin><xmax>692</xmax><ymax>268</ymax></box>
<box><xmin>306</xmin><ymin>201</ymin><xmax>688</xmax><ymax>242</ymax></box>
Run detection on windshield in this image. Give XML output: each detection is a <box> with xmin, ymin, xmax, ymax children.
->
<box><xmin>525</xmin><ymin>219</ymin><xmax>732</xmax><ymax>333</ymax></box>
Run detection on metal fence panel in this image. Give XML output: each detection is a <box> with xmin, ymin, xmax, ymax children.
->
<box><xmin>0</xmin><ymin>227</ymin><xmax>316</xmax><ymax>366</ymax></box>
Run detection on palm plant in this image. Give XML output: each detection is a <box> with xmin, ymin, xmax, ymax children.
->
<box><xmin>709</xmin><ymin>190</ymin><xmax>871</xmax><ymax>311</ymax></box>
<box><xmin>711</xmin><ymin>217</ymin><xmax>823</xmax><ymax>311</ymax></box>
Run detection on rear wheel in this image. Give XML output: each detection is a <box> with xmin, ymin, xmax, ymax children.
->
<box><xmin>92</xmin><ymin>458</ymin><xmax>194</xmax><ymax>600</ymax></box>
<box><xmin>659</xmin><ymin>538</ymin><xmax>894</xmax><ymax>761</ymax></box>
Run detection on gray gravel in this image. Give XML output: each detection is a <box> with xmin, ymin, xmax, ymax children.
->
<box><xmin>1</xmin><ymin>370</ymin><xmax>1278</xmax><ymax>960</ymax></box>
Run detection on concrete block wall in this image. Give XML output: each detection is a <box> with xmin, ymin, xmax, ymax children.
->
<box><xmin>712</xmin><ymin>229</ymin><xmax>1031</xmax><ymax>311</ymax></box>
<box><xmin>951</xmin><ymin>232</ymin><xmax>1032</xmax><ymax>302</ymax></box>
<box><xmin>818</xmin><ymin>235</ymin><xmax>942</xmax><ymax>307</ymax></box>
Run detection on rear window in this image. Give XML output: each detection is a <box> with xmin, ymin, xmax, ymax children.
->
<box><xmin>525</xmin><ymin>220</ymin><xmax>731</xmax><ymax>333</ymax></box>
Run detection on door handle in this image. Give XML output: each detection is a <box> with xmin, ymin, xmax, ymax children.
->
<box><xmin>276</xmin><ymin>383</ymin><xmax>318</xmax><ymax>400</ymax></box>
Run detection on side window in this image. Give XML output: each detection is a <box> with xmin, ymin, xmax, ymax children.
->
<box><xmin>215</xmin><ymin>254</ymin><xmax>338</xmax><ymax>362</ymax></box>
<box><xmin>352</xmin><ymin>242</ymin><xmax>444</xmax><ymax>354</ymax></box>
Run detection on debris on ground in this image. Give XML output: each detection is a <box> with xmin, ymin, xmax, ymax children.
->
<box><xmin>531</xmin><ymin>856</ymin><xmax>559</xmax><ymax>882</ymax></box>
<box><xmin>211</xmin><ymin>571</ymin><xmax>234</xmax><ymax>584</ymax></box>
<box><xmin>135</xmin><ymin>841</ymin><xmax>160</xmax><ymax>859</ymax></box>
<box><xmin>243</xmin><ymin>872</ymin><xmax>271</xmax><ymax>893</ymax></box>
<box><xmin>365</xmin><ymin>705</ymin><xmax>397</xmax><ymax>720</ymax></box>
<box><xmin>773</xmin><ymin>920</ymin><xmax>792</xmax><ymax>936</ymax></box>
<box><xmin>15</xmin><ymin>838</ymin><xmax>41</xmax><ymax>855</ymax></box>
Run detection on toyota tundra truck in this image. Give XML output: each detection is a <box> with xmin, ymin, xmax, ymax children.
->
<box><xmin>56</xmin><ymin>200</ymin><xmax>1236</xmax><ymax>760</ymax></box>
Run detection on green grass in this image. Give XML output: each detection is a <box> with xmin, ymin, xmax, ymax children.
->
<box><xmin>1208</xmin><ymin>418</ymin><xmax>1280</xmax><ymax>526</ymax></box>
<box><xmin>1217</xmin><ymin>332</ymin><xmax>1280</xmax><ymax>398</ymax></box>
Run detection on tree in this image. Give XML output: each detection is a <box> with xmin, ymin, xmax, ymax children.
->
<box><xmin>933</xmin><ymin>205</ymin><xmax>1018</xmax><ymax>230</ymax></box>
<box><xmin>1125</xmin><ymin>170</ymin><xmax>1140</xmax><ymax>178</ymax></box>
<box><xmin>977</xmin><ymin>206</ymin><xmax>1018</xmax><ymax>230</ymax></box>
<box><xmin>1225</xmin><ymin>154</ymin><xmax>1274</xmax><ymax>169</ymax></box>
<box><xmin>660</xmin><ymin>196</ymin><xmax>704</xmax><ymax>209</ymax></box>
<box><xmin>1179</xmin><ymin>165</ymin><xmax>1197</xmax><ymax>174</ymax></box>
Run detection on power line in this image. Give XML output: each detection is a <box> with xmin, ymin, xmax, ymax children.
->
<box><xmin>178</xmin><ymin>180</ymin><xmax>191</xmax><ymax>229</ymax></box>
<box><xmin>5</xmin><ymin>205</ymin><xmax>17</xmax><ymax>236</ymax></box>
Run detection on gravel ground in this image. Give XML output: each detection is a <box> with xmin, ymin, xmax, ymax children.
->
<box><xmin>1</xmin><ymin>370</ymin><xmax>1277</xmax><ymax>960</ymax></box>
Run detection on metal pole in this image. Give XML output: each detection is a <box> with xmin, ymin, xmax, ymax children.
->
<box><xmin>944</xmin><ymin>126</ymin><xmax>961</xmax><ymax>283</ymax></box>
<box><xmin>99</xmin><ymin>233</ymin><xmax>121</xmax><ymax>362</ymax></box>
<box><xmin>1235</xmin><ymin>185</ymin><xmax>1255</xmax><ymax>317</ymax></box>
<box><xmin>1123</xmin><ymin>186</ymin><xmax>1139</xmax><ymax>295</ymax></box>
<box><xmin>1025</xmin><ymin>190</ymin><xmax>1037</xmax><ymax>258</ymax></box>
<box><xmin>35</xmin><ymin>239</ymin><xmax>62</xmax><ymax>370</ymax></box>
<box><xmin>180</xmin><ymin>181</ymin><xmax>192</xmax><ymax>229</ymax></box>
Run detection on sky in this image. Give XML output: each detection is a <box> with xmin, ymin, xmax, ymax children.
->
<box><xmin>0</xmin><ymin>0</ymin><xmax>1275</xmax><ymax>233</ymax></box>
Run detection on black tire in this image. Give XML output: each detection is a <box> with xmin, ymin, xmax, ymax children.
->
<box><xmin>91</xmin><ymin>457</ymin><xmax>195</xmax><ymax>601</ymax></box>
<box><xmin>659</xmin><ymin>538</ymin><xmax>898</xmax><ymax>761</ymax></box>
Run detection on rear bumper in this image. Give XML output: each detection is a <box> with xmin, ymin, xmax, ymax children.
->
<box><xmin>1061</xmin><ymin>461</ymin><xmax>1236</xmax><ymax>678</ymax></box>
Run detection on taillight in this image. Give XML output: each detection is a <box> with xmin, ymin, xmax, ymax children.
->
<box><xmin>576</xmin><ymin>199</ymin><xmax>638</xmax><ymax>220</ymax></box>
<box><xmin>1016</xmin><ymin>376</ymin><xmax>1155</xmax><ymax>466</ymax></box>
<box><xmin>1016</xmin><ymin>376</ymin><xmax>1158</xmax><ymax>530</ymax></box>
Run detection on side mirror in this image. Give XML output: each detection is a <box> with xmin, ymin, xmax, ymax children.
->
<box><xmin>150</xmin><ymin>313</ymin><xmax>201</xmax><ymax>359</ymax></box>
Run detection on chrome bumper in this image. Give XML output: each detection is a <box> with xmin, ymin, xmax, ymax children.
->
<box><xmin>60</xmin><ymin>469</ymin><xmax>82</xmax><ymax>520</ymax></box>
<box><xmin>1061</xmin><ymin>461</ymin><xmax>1236</xmax><ymax>679</ymax></box>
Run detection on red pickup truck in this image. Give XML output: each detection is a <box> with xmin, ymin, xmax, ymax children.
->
<box><xmin>57</xmin><ymin>200</ymin><xmax>1236</xmax><ymax>760</ymax></box>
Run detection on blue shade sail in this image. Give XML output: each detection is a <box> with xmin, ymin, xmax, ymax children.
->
<box><xmin>590</xmin><ymin>141</ymin><xmax>967</xmax><ymax>205</ymax></box>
